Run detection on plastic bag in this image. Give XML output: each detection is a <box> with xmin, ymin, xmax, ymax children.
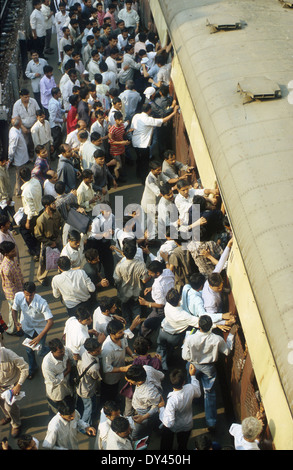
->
<box><xmin>45</xmin><ymin>247</ymin><xmax>60</xmax><ymax>271</ymax></box>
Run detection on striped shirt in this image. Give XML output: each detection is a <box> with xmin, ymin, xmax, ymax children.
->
<box><xmin>0</xmin><ymin>257</ymin><xmax>24</xmax><ymax>300</ymax></box>
<box><xmin>109</xmin><ymin>123</ymin><xmax>126</xmax><ymax>157</ymax></box>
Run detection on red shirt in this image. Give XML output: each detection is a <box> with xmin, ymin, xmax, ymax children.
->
<box><xmin>67</xmin><ymin>106</ymin><xmax>78</xmax><ymax>134</ymax></box>
<box><xmin>109</xmin><ymin>123</ymin><xmax>126</xmax><ymax>156</ymax></box>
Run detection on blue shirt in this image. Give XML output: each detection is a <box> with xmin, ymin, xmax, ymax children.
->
<box><xmin>181</xmin><ymin>284</ymin><xmax>222</xmax><ymax>323</ymax></box>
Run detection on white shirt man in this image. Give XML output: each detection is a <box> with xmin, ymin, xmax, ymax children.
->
<box><xmin>174</xmin><ymin>187</ymin><xmax>206</xmax><ymax>225</ymax></box>
<box><xmin>42</xmin><ymin>410</ymin><xmax>89</xmax><ymax>450</ymax></box>
<box><xmin>161</xmin><ymin>301</ymin><xmax>199</xmax><ymax>336</ymax></box>
<box><xmin>12</xmin><ymin>97</ymin><xmax>40</xmax><ymax>130</ymax></box>
<box><xmin>41</xmin><ymin>345</ymin><xmax>74</xmax><ymax>403</ymax></box>
<box><xmin>21</xmin><ymin>177</ymin><xmax>43</xmax><ymax>221</ymax></box>
<box><xmin>63</xmin><ymin>316</ymin><xmax>90</xmax><ymax>356</ymax></box>
<box><xmin>25</xmin><ymin>57</ymin><xmax>48</xmax><ymax>94</ymax></box>
<box><xmin>87</xmin><ymin>57</ymin><xmax>101</xmax><ymax>81</ymax></box>
<box><xmin>62</xmin><ymin>76</ymin><xmax>80</xmax><ymax>111</ymax></box>
<box><xmin>202</xmin><ymin>244</ymin><xmax>232</xmax><ymax>314</ymax></box>
<box><xmin>100</xmin><ymin>334</ymin><xmax>129</xmax><ymax>386</ymax></box>
<box><xmin>161</xmin><ymin>374</ymin><xmax>201</xmax><ymax>433</ymax></box>
<box><xmin>131</xmin><ymin>111</ymin><xmax>163</xmax><ymax>149</ymax></box>
<box><xmin>118</xmin><ymin>5</ymin><xmax>140</xmax><ymax>31</ymax></box>
<box><xmin>8</xmin><ymin>124</ymin><xmax>30</xmax><ymax>168</ymax></box>
<box><xmin>30</xmin><ymin>6</ymin><xmax>46</xmax><ymax>38</ymax></box>
<box><xmin>52</xmin><ymin>268</ymin><xmax>95</xmax><ymax>309</ymax></box>
<box><xmin>151</xmin><ymin>269</ymin><xmax>175</xmax><ymax>306</ymax></box>
<box><xmin>31</xmin><ymin>118</ymin><xmax>53</xmax><ymax>148</ymax></box>
<box><xmin>119</xmin><ymin>87</ymin><xmax>142</xmax><ymax>121</ymax></box>
<box><xmin>60</xmin><ymin>239</ymin><xmax>85</xmax><ymax>269</ymax></box>
<box><xmin>12</xmin><ymin>291</ymin><xmax>53</xmax><ymax>340</ymax></box>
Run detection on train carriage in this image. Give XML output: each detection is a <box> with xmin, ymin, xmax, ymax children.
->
<box><xmin>141</xmin><ymin>0</ymin><xmax>293</xmax><ymax>450</ymax></box>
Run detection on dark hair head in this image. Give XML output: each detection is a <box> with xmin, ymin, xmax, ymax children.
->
<box><xmin>114</xmin><ymin>111</ymin><xmax>123</xmax><ymax>121</ymax></box>
<box><xmin>176</xmin><ymin>179</ymin><xmax>190</xmax><ymax>190</ymax></box>
<box><xmin>58</xmin><ymin>396</ymin><xmax>76</xmax><ymax>416</ymax></box>
<box><xmin>103</xmin><ymin>400</ymin><xmax>120</xmax><ymax>417</ymax></box>
<box><xmin>81</xmin><ymin>169</ymin><xmax>93</xmax><ymax>180</ymax></box>
<box><xmin>169</xmin><ymin>368</ymin><xmax>186</xmax><ymax>388</ymax></box>
<box><xmin>36</xmin><ymin>109</ymin><xmax>45</xmax><ymax>117</ymax></box>
<box><xmin>122</xmin><ymin>239</ymin><xmax>136</xmax><ymax>260</ymax></box>
<box><xmin>208</xmin><ymin>272</ymin><xmax>223</xmax><ymax>288</ymax></box>
<box><xmin>160</xmin><ymin>182</ymin><xmax>172</xmax><ymax>196</ymax></box>
<box><xmin>75</xmin><ymin>308</ymin><xmax>92</xmax><ymax>322</ymax></box>
<box><xmin>48</xmin><ymin>338</ymin><xmax>64</xmax><ymax>352</ymax></box>
<box><xmin>166</xmin><ymin>288</ymin><xmax>181</xmax><ymax>307</ymax></box>
<box><xmin>192</xmin><ymin>195</ymin><xmax>207</xmax><ymax>212</ymax></box>
<box><xmin>58</xmin><ymin>256</ymin><xmax>71</xmax><ymax>271</ymax></box>
<box><xmin>79</xmin><ymin>87</ymin><xmax>89</xmax><ymax>100</ymax></box>
<box><xmin>68</xmin><ymin>229</ymin><xmax>81</xmax><ymax>242</ymax></box>
<box><xmin>43</xmin><ymin>65</ymin><xmax>53</xmax><ymax>75</ymax></box>
<box><xmin>149</xmin><ymin>160</ymin><xmax>162</xmax><ymax>171</ymax></box>
<box><xmin>0</xmin><ymin>241</ymin><xmax>15</xmax><ymax>255</ymax></box>
<box><xmin>84</xmin><ymin>248</ymin><xmax>99</xmax><ymax>262</ymax></box>
<box><xmin>54</xmin><ymin>181</ymin><xmax>66</xmax><ymax>195</ymax></box>
<box><xmin>20</xmin><ymin>88</ymin><xmax>30</xmax><ymax>96</ymax></box>
<box><xmin>125</xmin><ymin>364</ymin><xmax>147</xmax><ymax>383</ymax></box>
<box><xmin>65</xmin><ymin>59</ymin><xmax>75</xmax><ymax>71</ymax></box>
<box><xmin>17</xmin><ymin>434</ymin><xmax>34</xmax><ymax>450</ymax></box>
<box><xmin>198</xmin><ymin>315</ymin><xmax>213</xmax><ymax>332</ymax></box>
<box><xmin>94</xmin><ymin>148</ymin><xmax>105</xmax><ymax>160</ymax></box>
<box><xmin>147</xmin><ymin>260</ymin><xmax>164</xmax><ymax>275</ymax></box>
<box><xmin>188</xmin><ymin>273</ymin><xmax>206</xmax><ymax>290</ymax></box>
<box><xmin>142</xmin><ymin>103</ymin><xmax>152</xmax><ymax>113</ymax></box>
<box><xmin>23</xmin><ymin>281</ymin><xmax>36</xmax><ymax>294</ymax></box>
<box><xmin>84</xmin><ymin>337</ymin><xmax>101</xmax><ymax>352</ymax></box>
<box><xmin>35</xmin><ymin>144</ymin><xmax>45</xmax><ymax>155</ymax></box>
<box><xmin>42</xmin><ymin>194</ymin><xmax>55</xmax><ymax>207</ymax></box>
<box><xmin>69</xmin><ymin>94</ymin><xmax>79</xmax><ymax>106</ymax></box>
<box><xmin>0</xmin><ymin>214</ymin><xmax>10</xmax><ymax>228</ymax></box>
<box><xmin>133</xmin><ymin>336</ymin><xmax>151</xmax><ymax>355</ymax></box>
<box><xmin>19</xmin><ymin>166</ymin><xmax>31</xmax><ymax>182</ymax></box>
<box><xmin>51</xmin><ymin>86</ymin><xmax>60</xmax><ymax>97</ymax></box>
<box><xmin>111</xmin><ymin>416</ymin><xmax>130</xmax><ymax>434</ymax></box>
<box><xmin>106</xmin><ymin>319</ymin><xmax>124</xmax><ymax>336</ymax></box>
<box><xmin>91</xmin><ymin>131</ymin><xmax>101</xmax><ymax>142</ymax></box>
<box><xmin>98</xmin><ymin>296</ymin><xmax>116</xmax><ymax>312</ymax></box>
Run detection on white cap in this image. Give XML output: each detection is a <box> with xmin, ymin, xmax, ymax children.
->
<box><xmin>143</xmin><ymin>86</ymin><xmax>156</xmax><ymax>99</ymax></box>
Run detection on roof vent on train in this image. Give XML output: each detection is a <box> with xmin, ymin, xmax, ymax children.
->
<box><xmin>206</xmin><ymin>16</ymin><xmax>242</xmax><ymax>33</ymax></box>
<box><xmin>278</xmin><ymin>0</ymin><xmax>293</xmax><ymax>8</ymax></box>
<box><xmin>237</xmin><ymin>77</ymin><xmax>282</xmax><ymax>104</ymax></box>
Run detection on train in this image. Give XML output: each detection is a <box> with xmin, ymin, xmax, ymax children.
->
<box><xmin>140</xmin><ymin>0</ymin><xmax>293</xmax><ymax>450</ymax></box>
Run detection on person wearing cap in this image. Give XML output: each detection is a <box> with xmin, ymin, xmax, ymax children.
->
<box><xmin>143</xmin><ymin>86</ymin><xmax>157</xmax><ymax>102</ymax></box>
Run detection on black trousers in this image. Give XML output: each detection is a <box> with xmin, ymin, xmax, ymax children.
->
<box><xmin>33</xmin><ymin>36</ymin><xmax>45</xmax><ymax>58</ymax></box>
<box><xmin>51</xmin><ymin>126</ymin><xmax>63</xmax><ymax>159</ymax></box>
<box><xmin>160</xmin><ymin>425</ymin><xmax>191</xmax><ymax>450</ymax></box>
<box><xmin>19</xmin><ymin>214</ymin><xmax>40</xmax><ymax>256</ymax></box>
<box><xmin>135</xmin><ymin>147</ymin><xmax>150</xmax><ymax>184</ymax></box>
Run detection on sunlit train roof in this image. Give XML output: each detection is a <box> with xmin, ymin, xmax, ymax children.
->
<box><xmin>158</xmin><ymin>0</ymin><xmax>293</xmax><ymax>414</ymax></box>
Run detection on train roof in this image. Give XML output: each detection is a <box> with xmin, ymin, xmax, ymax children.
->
<box><xmin>158</xmin><ymin>0</ymin><xmax>293</xmax><ymax>414</ymax></box>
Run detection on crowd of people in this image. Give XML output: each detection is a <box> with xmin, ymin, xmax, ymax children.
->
<box><xmin>0</xmin><ymin>0</ymin><xmax>265</xmax><ymax>452</ymax></box>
